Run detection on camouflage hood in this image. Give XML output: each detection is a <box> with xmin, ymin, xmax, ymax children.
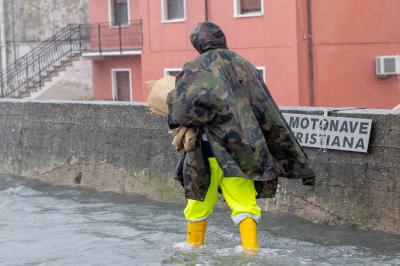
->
<box><xmin>190</xmin><ymin>22</ymin><xmax>228</xmax><ymax>54</ymax></box>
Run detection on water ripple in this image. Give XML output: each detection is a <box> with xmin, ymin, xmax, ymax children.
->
<box><xmin>0</xmin><ymin>175</ymin><xmax>399</xmax><ymax>266</ymax></box>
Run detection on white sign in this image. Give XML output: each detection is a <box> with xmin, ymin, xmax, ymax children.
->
<box><xmin>283</xmin><ymin>113</ymin><xmax>372</xmax><ymax>153</ymax></box>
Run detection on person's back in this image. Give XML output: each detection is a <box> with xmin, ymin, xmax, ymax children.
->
<box><xmin>167</xmin><ymin>22</ymin><xmax>315</xmax><ymax>252</ymax></box>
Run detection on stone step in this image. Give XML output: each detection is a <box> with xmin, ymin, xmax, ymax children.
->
<box><xmin>18</xmin><ymin>91</ymin><xmax>31</xmax><ymax>98</ymax></box>
<box><xmin>9</xmin><ymin>53</ymin><xmax>82</xmax><ymax>98</ymax></box>
<box><xmin>47</xmin><ymin>71</ymin><xmax>60</xmax><ymax>78</ymax></box>
<box><xmin>41</xmin><ymin>77</ymin><xmax>52</xmax><ymax>83</ymax></box>
<box><xmin>26</xmin><ymin>87</ymin><xmax>38</xmax><ymax>93</ymax></box>
<box><xmin>69</xmin><ymin>55</ymin><xmax>81</xmax><ymax>62</ymax></box>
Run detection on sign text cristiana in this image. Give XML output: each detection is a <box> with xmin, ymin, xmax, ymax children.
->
<box><xmin>283</xmin><ymin>113</ymin><xmax>372</xmax><ymax>153</ymax></box>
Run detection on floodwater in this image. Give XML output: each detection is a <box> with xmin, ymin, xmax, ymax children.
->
<box><xmin>0</xmin><ymin>175</ymin><xmax>399</xmax><ymax>266</ymax></box>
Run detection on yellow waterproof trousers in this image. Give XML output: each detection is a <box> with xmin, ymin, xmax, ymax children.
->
<box><xmin>184</xmin><ymin>158</ymin><xmax>261</xmax><ymax>225</ymax></box>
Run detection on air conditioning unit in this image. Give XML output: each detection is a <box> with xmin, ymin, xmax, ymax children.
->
<box><xmin>376</xmin><ymin>55</ymin><xmax>400</xmax><ymax>76</ymax></box>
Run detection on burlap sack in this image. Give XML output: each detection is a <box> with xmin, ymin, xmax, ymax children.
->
<box><xmin>146</xmin><ymin>75</ymin><xmax>176</xmax><ymax>117</ymax></box>
<box><xmin>147</xmin><ymin>75</ymin><xmax>199</xmax><ymax>152</ymax></box>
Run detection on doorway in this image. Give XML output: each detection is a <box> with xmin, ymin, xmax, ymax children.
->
<box><xmin>112</xmin><ymin>69</ymin><xmax>132</xmax><ymax>101</ymax></box>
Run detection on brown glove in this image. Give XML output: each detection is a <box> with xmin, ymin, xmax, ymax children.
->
<box><xmin>169</xmin><ymin>126</ymin><xmax>199</xmax><ymax>152</ymax></box>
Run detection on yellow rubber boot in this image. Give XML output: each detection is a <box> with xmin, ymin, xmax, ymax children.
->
<box><xmin>239</xmin><ymin>217</ymin><xmax>259</xmax><ymax>250</ymax></box>
<box><xmin>187</xmin><ymin>220</ymin><xmax>207</xmax><ymax>246</ymax></box>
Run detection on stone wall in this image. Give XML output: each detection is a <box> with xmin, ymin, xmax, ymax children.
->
<box><xmin>0</xmin><ymin>100</ymin><xmax>180</xmax><ymax>200</ymax></box>
<box><xmin>265</xmin><ymin>107</ymin><xmax>400</xmax><ymax>234</ymax></box>
<box><xmin>0</xmin><ymin>100</ymin><xmax>399</xmax><ymax>234</ymax></box>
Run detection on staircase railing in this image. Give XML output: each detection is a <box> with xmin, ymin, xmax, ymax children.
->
<box><xmin>0</xmin><ymin>20</ymin><xmax>142</xmax><ymax>98</ymax></box>
<box><xmin>0</xmin><ymin>25</ymin><xmax>83</xmax><ymax>97</ymax></box>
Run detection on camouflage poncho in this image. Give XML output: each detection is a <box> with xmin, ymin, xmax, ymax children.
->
<box><xmin>167</xmin><ymin>22</ymin><xmax>315</xmax><ymax>201</ymax></box>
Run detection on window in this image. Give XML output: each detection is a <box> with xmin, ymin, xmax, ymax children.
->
<box><xmin>161</xmin><ymin>0</ymin><xmax>186</xmax><ymax>23</ymax></box>
<box><xmin>112</xmin><ymin>69</ymin><xmax>132</xmax><ymax>101</ymax></box>
<box><xmin>256</xmin><ymin>66</ymin><xmax>266</xmax><ymax>82</ymax></box>
<box><xmin>109</xmin><ymin>0</ymin><xmax>130</xmax><ymax>26</ymax></box>
<box><xmin>234</xmin><ymin>0</ymin><xmax>264</xmax><ymax>17</ymax></box>
<box><xmin>164</xmin><ymin>68</ymin><xmax>182</xmax><ymax>77</ymax></box>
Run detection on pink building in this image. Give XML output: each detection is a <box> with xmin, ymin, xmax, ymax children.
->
<box><xmin>86</xmin><ymin>0</ymin><xmax>400</xmax><ymax>108</ymax></box>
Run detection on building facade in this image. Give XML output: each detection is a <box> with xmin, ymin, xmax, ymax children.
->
<box><xmin>0</xmin><ymin>0</ymin><xmax>88</xmax><ymax>69</ymax></box>
<box><xmin>87</xmin><ymin>0</ymin><xmax>400</xmax><ymax>108</ymax></box>
<box><xmin>0</xmin><ymin>0</ymin><xmax>92</xmax><ymax>100</ymax></box>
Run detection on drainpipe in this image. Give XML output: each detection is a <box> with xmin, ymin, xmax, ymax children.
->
<box><xmin>307</xmin><ymin>0</ymin><xmax>315</xmax><ymax>106</ymax></box>
<box><xmin>0</xmin><ymin>0</ymin><xmax>7</xmax><ymax>70</ymax></box>
<box><xmin>204</xmin><ymin>0</ymin><xmax>208</xmax><ymax>21</ymax></box>
<box><xmin>11</xmin><ymin>0</ymin><xmax>16</xmax><ymax>63</ymax></box>
<box><xmin>0</xmin><ymin>0</ymin><xmax>6</xmax><ymax>97</ymax></box>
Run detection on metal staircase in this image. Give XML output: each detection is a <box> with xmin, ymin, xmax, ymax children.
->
<box><xmin>0</xmin><ymin>24</ymin><xmax>88</xmax><ymax>98</ymax></box>
<box><xmin>0</xmin><ymin>20</ymin><xmax>142</xmax><ymax>98</ymax></box>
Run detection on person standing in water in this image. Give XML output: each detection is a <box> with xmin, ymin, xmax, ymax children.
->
<box><xmin>167</xmin><ymin>22</ymin><xmax>315</xmax><ymax>251</ymax></box>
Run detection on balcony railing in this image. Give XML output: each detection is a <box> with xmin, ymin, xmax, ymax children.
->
<box><xmin>79</xmin><ymin>20</ymin><xmax>143</xmax><ymax>54</ymax></box>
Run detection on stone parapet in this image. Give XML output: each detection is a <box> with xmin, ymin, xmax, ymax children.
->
<box><xmin>0</xmin><ymin>100</ymin><xmax>398</xmax><ymax>234</ymax></box>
